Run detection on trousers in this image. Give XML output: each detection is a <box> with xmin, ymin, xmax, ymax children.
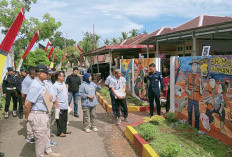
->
<box><xmin>5</xmin><ymin>90</ymin><xmax>17</xmax><ymax>112</ymax></box>
<box><xmin>83</xmin><ymin>107</ymin><xmax>96</xmax><ymax>130</ymax></box>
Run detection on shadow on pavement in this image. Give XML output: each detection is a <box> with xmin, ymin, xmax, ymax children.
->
<box><xmin>17</xmin><ymin>122</ymin><xmax>27</xmax><ymax>138</ymax></box>
<box><xmin>68</xmin><ymin>120</ymin><xmax>83</xmax><ymax>131</ymax></box>
<box><xmin>20</xmin><ymin>142</ymin><xmax>35</xmax><ymax>157</ymax></box>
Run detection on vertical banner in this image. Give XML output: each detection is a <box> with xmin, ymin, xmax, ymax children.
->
<box><xmin>49</xmin><ymin>50</ymin><xmax>57</xmax><ymax>68</ymax></box>
<box><xmin>47</xmin><ymin>46</ymin><xmax>54</xmax><ymax>58</ymax></box>
<box><xmin>121</xmin><ymin>59</ymin><xmax>133</xmax><ymax>93</ymax></box>
<box><xmin>0</xmin><ymin>8</ymin><xmax>25</xmax><ymax>84</ymax></box>
<box><xmin>17</xmin><ymin>29</ymin><xmax>40</xmax><ymax>71</ymax></box>
<box><xmin>44</xmin><ymin>40</ymin><xmax>51</xmax><ymax>52</ymax></box>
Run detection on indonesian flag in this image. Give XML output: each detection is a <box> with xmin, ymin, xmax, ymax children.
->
<box><xmin>0</xmin><ymin>8</ymin><xmax>25</xmax><ymax>84</ymax></box>
<box><xmin>44</xmin><ymin>40</ymin><xmax>51</xmax><ymax>52</ymax></box>
<box><xmin>55</xmin><ymin>53</ymin><xmax>67</xmax><ymax>70</ymax></box>
<box><xmin>47</xmin><ymin>46</ymin><xmax>54</xmax><ymax>58</ymax></box>
<box><xmin>77</xmin><ymin>44</ymin><xmax>83</xmax><ymax>55</ymax></box>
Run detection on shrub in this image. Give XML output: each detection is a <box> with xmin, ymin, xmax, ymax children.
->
<box><xmin>150</xmin><ymin>115</ymin><xmax>166</xmax><ymax>125</ymax></box>
<box><xmin>160</xmin><ymin>142</ymin><xmax>181</xmax><ymax>157</ymax></box>
<box><xmin>165</xmin><ymin>112</ymin><xmax>178</xmax><ymax>123</ymax></box>
<box><xmin>137</xmin><ymin>123</ymin><xmax>157</xmax><ymax>141</ymax></box>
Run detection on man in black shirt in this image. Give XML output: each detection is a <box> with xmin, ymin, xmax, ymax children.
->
<box><xmin>2</xmin><ymin>67</ymin><xmax>17</xmax><ymax>119</ymax></box>
<box><xmin>15</xmin><ymin>68</ymin><xmax>27</xmax><ymax>119</ymax></box>
<box><xmin>65</xmin><ymin>67</ymin><xmax>81</xmax><ymax>117</ymax></box>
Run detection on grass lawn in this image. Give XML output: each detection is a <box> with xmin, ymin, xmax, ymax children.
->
<box><xmin>136</xmin><ymin>115</ymin><xmax>232</xmax><ymax>157</ymax></box>
<box><xmin>99</xmin><ymin>87</ymin><xmax>148</xmax><ymax>106</ymax></box>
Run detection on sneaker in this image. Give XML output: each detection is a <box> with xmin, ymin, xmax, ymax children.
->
<box><xmin>4</xmin><ymin>112</ymin><xmax>8</xmax><ymax>119</ymax></box>
<box><xmin>45</xmin><ymin>153</ymin><xmax>61</xmax><ymax>157</ymax></box>
<box><xmin>85</xmin><ymin>128</ymin><xmax>91</xmax><ymax>133</ymax></box>
<box><xmin>74</xmin><ymin>114</ymin><xmax>79</xmax><ymax>118</ymax></box>
<box><xmin>124</xmin><ymin>118</ymin><xmax>130</xmax><ymax>122</ymax></box>
<box><xmin>117</xmin><ymin>118</ymin><xmax>121</xmax><ymax>125</ymax></box>
<box><xmin>13</xmin><ymin>110</ymin><xmax>17</xmax><ymax>117</ymax></box>
<box><xmin>92</xmin><ymin>128</ymin><xmax>98</xmax><ymax>132</ymax></box>
<box><xmin>26</xmin><ymin>138</ymin><xmax>35</xmax><ymax>144</ymax></box>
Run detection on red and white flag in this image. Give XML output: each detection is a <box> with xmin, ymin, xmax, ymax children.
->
<box><xmin>47</xmin><ymin>46</ymin><xmax>54</xmax><ymax>58</ymax></box>
<box><xmin>0</xmin><ymin>8</ymin><xmax>25</xmax><ymax>84</ymax></box>
<box><xmin>44</xmin><ymin>40</ymin><xmax>51</xmax><ymax>52</ymax></box>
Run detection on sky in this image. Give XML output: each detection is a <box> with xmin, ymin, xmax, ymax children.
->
<box><xmin>1</xmin><ymin>0</ymin><xmax>232</xmax><ymax>47</ymax></box>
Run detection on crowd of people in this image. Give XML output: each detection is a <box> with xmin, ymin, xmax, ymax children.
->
<box><xmin>1</xmin><ymin>63</ymin><xmax>168</xmax><ymax>157</ymax></box>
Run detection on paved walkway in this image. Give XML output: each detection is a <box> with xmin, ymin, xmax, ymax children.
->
<box><xmin>0</xmin><ymin>69</ymin><xmax>139</xmax><ymax>157</ymax></box>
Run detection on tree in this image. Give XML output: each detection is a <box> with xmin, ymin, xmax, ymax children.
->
<box><xmin>111</xmin><ymin>38</ymin><xmax>118</xmax><ymax>45</ymax></box>
<box><xmin>50</xmin><ymin>31</ymin><xmax>76</xmax><ymax>49</ymax></box>
<box><xmin>78</xmin><ymin>31</ymin><xmax>100</xmax><ymax>53</ymax></box>
<box><xmin>104</xmin><ymin>39</ymin><xmax>110</xmax><ymax>45</ymax></box>
<box><xmin>63</xmin><ymin>46</ymin><xmax>81</xmax><ymax>67</ymax></box>
<box><xmin>18</xmin><ymin>48</ymin><xmax>50</xmax><ymax>68</ymax></box>
<box><xmin>129</xmin><ymin>29</ymin><xmax>140</xmax><ymax>38</ymax></box>
<box><xmin>143</xmin><ymin>30</ymin><xmax>148</xmax><ymax>34</ymax></box>
<box><xmin>121</xmin><ymin>31</ymin><xmax>128</xmax><ymax>40</ymax></box>
<box><xmin>0</xmin><ymin>0</ymin><xmax>62</xmax><ymax>60</ymax></box>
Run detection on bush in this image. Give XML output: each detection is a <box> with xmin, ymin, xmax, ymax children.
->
<box><xmin>137</xmin><ymin>123</ymin><xmax>157</xmax><ymax>141</ymax></box>
<box><xmin>160</xmin><ymin>142</ymin><xmax>181</xmax><ymax>157</ymax></box>
<box><xmin>150</xmin><ymin>115</ymin><xmax>166</xmax><ymax>125</ymax></box>
<box><xmin>165</xmin><ymin>112</ymin><xmax>178</xmax><ymax>123</ymax></box>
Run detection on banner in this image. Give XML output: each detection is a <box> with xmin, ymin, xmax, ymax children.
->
<box><xmin>49</xmin><ymin>50</ymin><xmax>57</xmax><ymax>68</ymax></box>
<box><xmin>47</xmin><ymin>46</ymin><xmax>54</xmax><ymax>58</ymax></box>
<box><xmin>0</xmin><ymin>8</ymin><xmax>25</xmax><ymax>84</ymax></box>
<box><xmin>17</xmin><ymin>29</ymin><xmax>40</xmax><ymax>71</ymax></box>
<box><xmin>44</xmin><ymin>40</ymin><xmax>51</xmax><ymax>52</ymax></box>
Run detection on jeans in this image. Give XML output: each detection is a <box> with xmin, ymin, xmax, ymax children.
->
<box><xmin>109</xmin><ymin>90</ymin><xmax>116</xmax><ymax>117</ymax></box>
<box><xmin>115</xmin><ymin>98</ymin><xmax>128</xmax><ymax>118</ymax></box>
<box><xmin>68</xmin><ymin>92</ymin><xmax>79</xmax><ymax>115</ymax></box>
<box><xmin>187</xmin><ymin>99</ymin><xmax>200</xmax><ymax>130</ymax></box>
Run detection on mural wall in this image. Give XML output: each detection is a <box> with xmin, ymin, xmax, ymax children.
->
<box><xmin>174</xmin><ymin>55</ymin><xmax>232</xmax><ymax>138</ymax></box>
<box><xmin>121</xmin><ymin>58</ymin><xmax>160</xmax><ymax>101</ymax></box>
<box><xmin>121</xmin><ymin>59</ymin><xmax>133</xmax><ymax>93</ymax></box>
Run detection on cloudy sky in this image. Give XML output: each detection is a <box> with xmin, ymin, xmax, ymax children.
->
<box><xmin>1</xmin><ymin>0</ymin><xmax>232</xmax><ymax>46</ymax></box>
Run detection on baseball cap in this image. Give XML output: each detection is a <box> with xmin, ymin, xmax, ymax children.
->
<box><xmin>35</xmin><ymin>64</ymin><xmax>49</xmax><ymax>73</ymax></box>
<box><xmin>20</xmin><ymin>68</ymin><xmax>27</xmax><ymax>72</ymax></box>
<box><xmin>7</xmin><ymin>67</ymin><xmax>13</xmax><ymax>71</ymax></box>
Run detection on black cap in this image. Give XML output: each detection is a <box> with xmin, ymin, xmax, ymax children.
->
<box><xmin>20</xmin><ymin>68</ymin><xmax>27</xmax><ymax>72</ymax></box>
<box><xmin>7</xmin><ymin>67</ymin><xmax>13</xmax><ymax>71</ymax></box>
<box><xmin>35</xmin><ymin>64</ymin><xmax>49</xmax><ymax>73</ymax></box>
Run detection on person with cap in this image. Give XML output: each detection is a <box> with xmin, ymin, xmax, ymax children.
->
<box><xmin>110</xmin><ymin>69</ymin><xmax>129</xmax><ymax>124</ymax></box>
<box><xmin>15</xmin><ymin>68</ymin><xmax>27</xmax><ymax>119</ymax></box>
<box><xmin>79</xmin><ymin>73</ymin><xmax>101</xmax><ymax>133</ymax></box>
<box><xmin>54</xmin><ymin>71</ymin><xmax>71</xmax><ymax>136</ymax></box>
<box><xmin>2</xmin><ymin>67</ymin><xmax>18</xmax><ymax>119</ymax></box>
<box><xmin>105</xmin><ymin>66</ymin><xmax>117</xmax><ymax>118</ymax></box>
<box><xmin>185</xmin><ymin>58</ymin><xmax>203</xmax><ymax>130</ymax></box>
<box><xmin>144</xmin><ymin>63</ymin><xmax>164</xmax><ymax>116</ymax></box>
<box><xmin>65</xmin><ymin>67</ymin><xmax>81</xmax><ymax>117</ymax></box>
<box><xmin>24</xmin><ymin>64</ymin><xmax>61</xmax><ymax>157</ymax></box>
<box><xmin>21</xmin><ymin>66</ymin><xmax>36</xmax><ymax>143</ymax></box>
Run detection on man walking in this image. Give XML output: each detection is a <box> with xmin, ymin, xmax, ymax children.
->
<box><xmin>105</xmin><ymin>66</ymin><xmax>117</xmax><ymax>118</ymax></box>
<box><xmin>54</xmin><ymin>71</ymin><xmax>71</xmax><ymax>137</ymax></box>
<box><xmin>24</xmin><ymin>64</ymin><xmax>61</xmax><ymax>157</ymax></box>
<box><xmin>65</xmin><ymin>67</ymin><xmax>81</xmax><ymax>117</ymax></box>
<box><xmin>144</xmin><ymin>63</ymin><xmax>164</xmax><ymax>116</ymax></box>
<box><xmin>2</xmin><ymin>67</ymin><xmax>17</xmax><ymax>119</ymax></box>
<box><xmin>15</xmin><ymin>68</ymin><xmax>27</xmax><ymax>119</ymax></box>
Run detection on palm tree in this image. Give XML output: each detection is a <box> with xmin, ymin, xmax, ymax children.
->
<box><xmin>104</xmin><ymin>39</ymin><xmax>110</xmax><ymax>45</ymax></box>
<box><xmin>121</xmin><ymin>31</ymin><xmax>128</xmax><ymax>40</ymax></box>
<box><xmin>143</xmin><ymin>30</ymin><xmax>148</xmax><ymax>34</ymax></box>
<box><xmin>129</xmin><ymin>29</ymin><xmax>139</xmax><ymax>38</ymax></box>
<box><xmin>111</xmin><ymin>38</ymin><xmax>118</xmax><ymax>45</ymax></box>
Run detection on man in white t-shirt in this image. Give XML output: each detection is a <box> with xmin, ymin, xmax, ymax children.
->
<box><xmin>109</xmin><ymin>69</ymin><xmax>129</xmax><ymax>124</ymax></box>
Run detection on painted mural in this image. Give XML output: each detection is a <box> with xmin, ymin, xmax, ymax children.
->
<box><xmin>174</xmin><ymin>55</ymin><xmax>232</xmax><ymax>139</ymax></box>
<box><xmin>134</xmin><ymin>59</ymin><xmax>151</xmax><ymax>101</ymax></box>
<box><xmin>121</xmin><ymin>59</ymin><xmax>133</xmax><ymax>93</ymax></box>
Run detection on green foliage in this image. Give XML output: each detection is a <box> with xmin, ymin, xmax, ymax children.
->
<box><xmin>104</xmin><ymin>39</ymin><xmax>110</xmax><ymax>45</ymax></box>
<box><xmin>145</xmin><ymin>115</ymin><xmax>166</xmax><ymax>125</ymax></box>
<box><xmin>63</xmin><ymin>46</ymin><xmax>81</xmax><ymax>67</ymax></box>
<box><xmin>111</xmin><ymin>37</ymin><xmax>118</xmax><ymax>45</ymax></box>
<box><xmin>137</xmin><ymin>123</ymin><xmax>157</xmax><ymax>141</ymax></box>
<box><xmin>50</xmin><ymin>31</ymin><xmax>76</xmax><ymax>49</ymax></box>
<box><xmin>129</xmin><ymin>29</ymin><xmax>140</xmax><ymax>38</ymax></box>
<box><xmin>78</xmin><ymin>31</ymin><xmax>100</xmax><ymax>53</ymax></box>
<box><xmin>165</xmin><ymin>112</ymin><xmax>178</xmax><ymax>123</ymax></box>
<box><xmin>160</xmin><ymin>142</ymin><xmax>181</xmax><ymax>157</ymax></box>
<box><xmin>0</xmin><ymin>0</ymin><xmax>61</xmax><ymax>60</ymax></box>
<box><xmin>20</xmin><ymin>48</ymin><xmax>49</xmax><ymax>68</ymax></box>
